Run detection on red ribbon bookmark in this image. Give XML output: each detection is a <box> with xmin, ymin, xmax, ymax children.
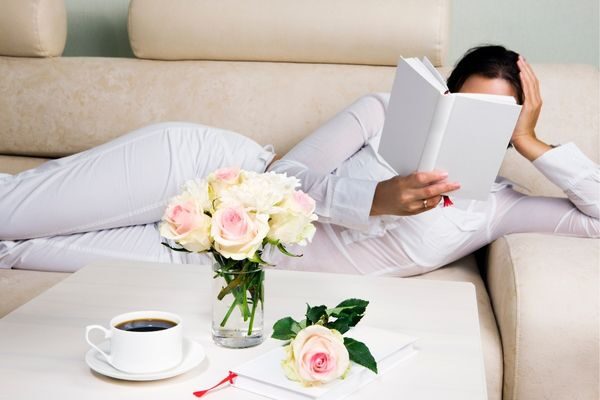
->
<box><xmin>193</xmin><ymin>371</ymin><xmax>238</xmax><ymax>398</ymax></box>
<box><xmin>442</xmin><ymin>195</ymin><xmax>454</xmax><ymax>207</ymax></box>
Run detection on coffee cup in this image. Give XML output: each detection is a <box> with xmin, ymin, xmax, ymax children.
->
<box><xmin>85</xmin><ymin>311</ymin><xmax>183</xmax><ymax>374</ymax></box>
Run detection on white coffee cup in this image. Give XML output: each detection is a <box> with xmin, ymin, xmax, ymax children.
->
<box><xmin>85</xmin><ymin>311</ymin><xmax>183</xmax><ymax>374</ymax></box>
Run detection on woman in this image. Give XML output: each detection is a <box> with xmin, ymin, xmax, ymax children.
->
<box><xmin>0</xmin><ymin>46</ymin><xmax>598</xmax><ymax>274</ymax></box>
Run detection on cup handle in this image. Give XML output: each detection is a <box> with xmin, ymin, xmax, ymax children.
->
<box><xmin>85</xmin><ymin>325</ymin><xmax>113</xmax><ymax>364</ymax></box>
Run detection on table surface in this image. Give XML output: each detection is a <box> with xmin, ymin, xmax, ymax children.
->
<box><xmin>0</xmin><ymin>261</ymin><xmax>487</xmax><ymax>399</ymax></box>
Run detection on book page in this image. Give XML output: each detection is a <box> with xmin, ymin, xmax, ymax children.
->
<box><xmin>404</xmin><ymin>58</ymin><xmax>447</xmax><ymax>93</ymax></box>
<box><xmin>434</xmin><ymin>96</ymin><xmax>521</xmax><ymax>200</ymax></box>
<box><xmin>421</xmin><ymin>57</ymin><xmax>448</xmax><ymax>91</ymax></box>
<box><xmin>417</xmin><ymin>95</ymin><xmax>454</xmax><ymax>171</ymax></box>
<box><xmin>378</xmin><ymin>58</ymin><xmax>443</xmax><ymax>176</ymax></box>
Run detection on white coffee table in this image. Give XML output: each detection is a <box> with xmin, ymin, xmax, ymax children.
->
<box><xmin>0</xmin><ymin>261</ymin><xmax>487</xmax><ymax>399</ymax></box>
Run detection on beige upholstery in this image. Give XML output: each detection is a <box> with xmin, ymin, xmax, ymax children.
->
<box><xmin>0</xmin><ymin>57</ymin><xmax>394</xmax><ymax>157</ymax></box>
<box><xmin>414</xmin><ymin>255</ymin><xmax>503</xmax><ymax>400</ymax></box>
<box><xmin>0</xmin><ymin>0</ymin><xmax>67</xmax><ymax>57</ymax></box>
<box><xmin>128</xmin><ymin>0</ymin><xmax>449</xmax><ymax>67</ymax></box>
<box><xmin>486</xmin><ymin>234</ymin><xmax>600</xmax><ymax>400</ymax></box>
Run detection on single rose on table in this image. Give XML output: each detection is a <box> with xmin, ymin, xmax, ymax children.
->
<box><xmin>282</xmin><ymin>325</ymin><xmax>350</xmax><ymax>385</ymax></box>
<box><xmin>273</xmin><ymin>298</ymin><xmax>378</xmax><ymax>387</ymax></box>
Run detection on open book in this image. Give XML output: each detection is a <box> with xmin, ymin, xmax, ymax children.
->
<box><xmin>378</xmin><ymin>57</ymin><xmax>522</xmax><ymax>200</ymax></box>
<box><xmin>233</xmin><ymin>326</ymin><xmax>418</xmax><ymax>400</ymax></box>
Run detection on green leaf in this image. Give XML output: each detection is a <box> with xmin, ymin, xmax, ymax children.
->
<box><xmin>325</xmin><ymin>316</ymin><xmax>351</xmax><ymax>334</ymax></box>
<box><xmin>271</xmin><ymin>317</ymin><xmax>302</xmax><ymax>340</ymax></box>
<box><xmin>161</xmin><ymin>241</ymin><xmax>192</xmax><ymax>253</ymax></box>
<box><xmin>248</xmin><ymin>250</ymin><xmax>271</xmax><ymax>265</ymax></box>
<box><xmin>306</xmin><ymin>304</ymin><xmax>327</xmax><ymax>325</ymax></box>
<box><xmin>277</xmin><ymin>242</ymin><xmax>302</xmax><ymax>257</ymax></box>
<box><xmin>344</xmin><ymin>337</ymin><xmax>378</xmax><ymax>374</ymax></box>
<box><xmin>328</xmin><ymin>298</ymin><xmax>369</xmax><ymax>327</ymax></box>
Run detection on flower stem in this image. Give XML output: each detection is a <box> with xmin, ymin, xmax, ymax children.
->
<box><xmin>248</xmin><ymin>296</ymin><xmax>259</xmax><ymax>335</ymax></box>
<box><xmin>220</xmin><ymin>298</ymin><xmax>238</xmax><ymax>328</ymax></box>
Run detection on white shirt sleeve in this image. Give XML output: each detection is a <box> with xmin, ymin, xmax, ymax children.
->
<box><xmin>487</xmin><ymin>143</ymin><xmax>599</xmax><ymax>239</ymax></box>
<box><xmin>532</xmin><ymin>142</ymin><xmax>600</xmax><ymax>218</ymax></box>
<box><xmin>268</xmin><ymin>93</ymin><xmax>389</xmax><ymax>230</ymax></box>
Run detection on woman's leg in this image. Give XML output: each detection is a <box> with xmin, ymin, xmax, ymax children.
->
<box><xmin>0</xmin><ymin>122</ymin><xmax>273</xmax><ymax>240</ymax></box>
<box><xmin>0</xmin><ymin>223</ymin><xmax>211</xmax><ymax>272</ymax></box>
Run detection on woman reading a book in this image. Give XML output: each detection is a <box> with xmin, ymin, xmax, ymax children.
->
<box><xmin>0</xmin><ymin>46</ymin><xmax>598</xmax><ymax>275</ymax></box>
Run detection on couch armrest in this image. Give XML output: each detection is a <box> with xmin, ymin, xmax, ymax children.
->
<box><xmin>484</xmin><ymin>233</ymin><xmax>599</xmax><ymax>400</ymax></box>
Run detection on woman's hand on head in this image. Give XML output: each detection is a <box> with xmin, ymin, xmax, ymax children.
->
<box><xmin>370</xmin><ymin>171</ymin><xmax>460</xmax><ymax>216</ymax></box>
<box><xmin>511</xmin><ymin>56</ymin><xmax>551</xmax><ymax>161</ymax></box>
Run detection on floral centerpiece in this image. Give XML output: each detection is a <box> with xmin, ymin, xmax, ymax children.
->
<box><xmin>159</xmin><ymin>167</ymin><xmax>318</xmax><ymax>348</ymax></box>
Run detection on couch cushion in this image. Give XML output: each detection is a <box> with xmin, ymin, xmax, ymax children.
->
<box><xmin>414</xmin><ymin>254</ymin><xmax>503</xmax><ymax>400</ymax></box>
<box><xmin>0</xmin><ymin>0</ymin><xmax>67</xmax><ymax>57</ymax></box>
<box><xmin>0</xmin><ymin>57</ymin><xmax>397</xmax><ymax>157</ymax></box>
<box><xmin>128</xmin><ymin>0</ymin><xmax>449</xmax><ymax>66</ymax></box>
<box><xmin>486</xmin><ymin>234</ymin><xmax>599</xmax><ymax>400</ymax></box>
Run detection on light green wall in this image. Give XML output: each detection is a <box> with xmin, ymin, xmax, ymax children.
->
<box><xmin>63</xmin><ymin>0</ymin><xmax>599</xmax><ymax>67</ymax></box>
<box><xmin>449</xmin><ymin>0</ymin><xmax>599</xmax><ymax>67</ymax></box>
<box><xmin>63</xmin><ymin>0</ymin><xmax>133</xmax><ymax>57</ymax></box>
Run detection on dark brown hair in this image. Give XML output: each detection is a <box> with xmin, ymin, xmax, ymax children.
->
<box><xmin>447</xmin><ymin>45</ymin><xmax>524</xmax><ymax>104</ymax></box>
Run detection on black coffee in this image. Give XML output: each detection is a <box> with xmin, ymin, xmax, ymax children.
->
<box><xmin>115</xmin><ymin>318</ymin><xmax>177</xmax><ymax>332</ymax></box>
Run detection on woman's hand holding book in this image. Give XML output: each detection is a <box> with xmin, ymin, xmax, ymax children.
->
<box><xmin>370</xmin><ymin>171</ymin><xmax>460</xmax><ymax>216</ymax></box>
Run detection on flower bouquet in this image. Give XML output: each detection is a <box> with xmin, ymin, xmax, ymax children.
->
<box><xmin>159</xmin><ymin>167</ymin><xmax>318</xmax><ymax>348</ymax></box>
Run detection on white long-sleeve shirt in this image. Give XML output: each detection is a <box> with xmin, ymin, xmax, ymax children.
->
<box><xmin>269</xmin><ymin>93</ymin><xmax>600</xmax><ymax>276</ymax></box>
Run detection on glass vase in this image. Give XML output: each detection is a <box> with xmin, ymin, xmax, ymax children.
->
<box><xmin>211</xmin><ymin>256</ymin><xmax>265</xmax><ymax>348</ymax></box>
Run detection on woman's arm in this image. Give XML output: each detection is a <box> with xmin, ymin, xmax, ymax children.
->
<box><xmin>488</xmin><ymin>57</ymin><xmax>599</xmax><ymax>238</ymax></box>
<box><xmin>269</xmin><ymin>93</ymin><xmax>459</xmax><ymax>230</ymax></box>
<box><xmin>510</xmin><ymin>56</ymin><xmax>551</xmax><ymax>160</ymax></box>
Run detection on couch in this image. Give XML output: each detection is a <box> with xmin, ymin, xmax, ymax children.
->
<box><xmin>0</xmin><ymin>1</ymin><xmax>598</xmax><ymax>399</ymax></box>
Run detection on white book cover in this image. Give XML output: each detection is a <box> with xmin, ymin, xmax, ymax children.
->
<box><xmin>378</xmin><ymin>56</ymin><xmax>522</xmax><ymax>200</ymax></box>
<box><xmin>233</xmin><ymin>326</ymin><xmax>418</xmax><ymax>400</ymax></box>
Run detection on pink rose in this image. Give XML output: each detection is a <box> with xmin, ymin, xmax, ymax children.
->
<box><xmin>282</xmin><ymin>325</ymin><xmax>350</xmax><ymax>385</ymax></box>
<box><xmin>208</xmin><ymin>167</ymin><xmax>241</xmax><ymax>198</ymax></box>
<box><xmin>160</xmin><ymin>196</ymin><xmax>211</xmax><ymax>252</ymax></box>
<box><xmin>214</xmin><ymin>167</ymin><xmax>240</xmax><ymax>183</ymax></box>
<box><xmin>288</xmin><ymin>190</ymin><xmax>316</xmax><ymax>216</ymax></box>
<box><xmin>211</xmin><ymin>205</ymin><xmax>269</xmax><ymax>260</ymax></box>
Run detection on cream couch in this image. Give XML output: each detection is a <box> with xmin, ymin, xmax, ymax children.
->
<box><xmin>0</xmin><ymin>1</ymin><xmax>598</xmax><ymax>399</ymax></box>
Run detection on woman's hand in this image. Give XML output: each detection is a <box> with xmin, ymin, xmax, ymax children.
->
<box><xmin>370</xmin><ymin>171</ymin><xmax>460</xmax><ymax>216</ymax></box>
<box><xmin>511</xmin><ymin>56</ymin><xmax>551</xmax><ymax>161</ymax></box>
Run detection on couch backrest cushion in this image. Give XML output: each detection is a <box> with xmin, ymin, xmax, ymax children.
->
<box><xmin>0</xmin><ymin>57</ymin><xmax>395</xmax><ymax>158</ymax></box>
<box><xmin>0</xmin><ymin>0</ymin><xmax>67</xmax><ymax>57</ymax></box>
<box><xmin>128</xmin><ymin>0</ymin><xmax>450</xmax><ymax>67</ymax></box>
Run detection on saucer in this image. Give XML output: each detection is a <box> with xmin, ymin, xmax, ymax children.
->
<box><xmin>85</xmin><ymin>337</ymin><xmax>205</xmax><ymax>381</ymax></box>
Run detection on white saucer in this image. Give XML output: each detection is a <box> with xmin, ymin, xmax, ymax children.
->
<box><xmin>85</xmin><ymin>337</ymin><xmax>205</xmax><ymax>381</ymax></box>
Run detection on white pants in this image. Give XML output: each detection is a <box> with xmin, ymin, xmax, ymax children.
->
<box><xmin>0</xmin><ymin>122</ymin><xmax>275</xmax><ymax>271</ymax></box>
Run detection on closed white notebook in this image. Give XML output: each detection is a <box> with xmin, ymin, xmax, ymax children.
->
<box><xmin>233</xmin><ymin>326</ymin><xmax>418</xmax><ymax>400</ymax></box>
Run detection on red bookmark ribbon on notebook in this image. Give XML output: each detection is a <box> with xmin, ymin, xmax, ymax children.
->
<box><xmin>193</xmin><ymin>371</ymin><xmax>238</xmax><ymax>398</ymax></box>
<box><xmin>442</xmin><ymin>195</ymin><xmax>454</xmax><ymax>207</ymax></box>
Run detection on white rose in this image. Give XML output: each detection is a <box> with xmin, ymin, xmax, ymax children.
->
<box><xmin>182</xmin><ymin>178</ymin><xmax>211</xmax><ymax>212</ymax></box>
<box><xmin>267</xmin><ymin>212</ymin><xmax>316</xmax><ymax>246</ymax></box>
<box><xmin>211</xmin><ymin>205</ymin><xmax>269</xmax><ymax>260</ymax></box>
<box><xmin>220</xmin><ymin>171</ymin><xmax>299</xmax><ymax>213</ymax></box>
